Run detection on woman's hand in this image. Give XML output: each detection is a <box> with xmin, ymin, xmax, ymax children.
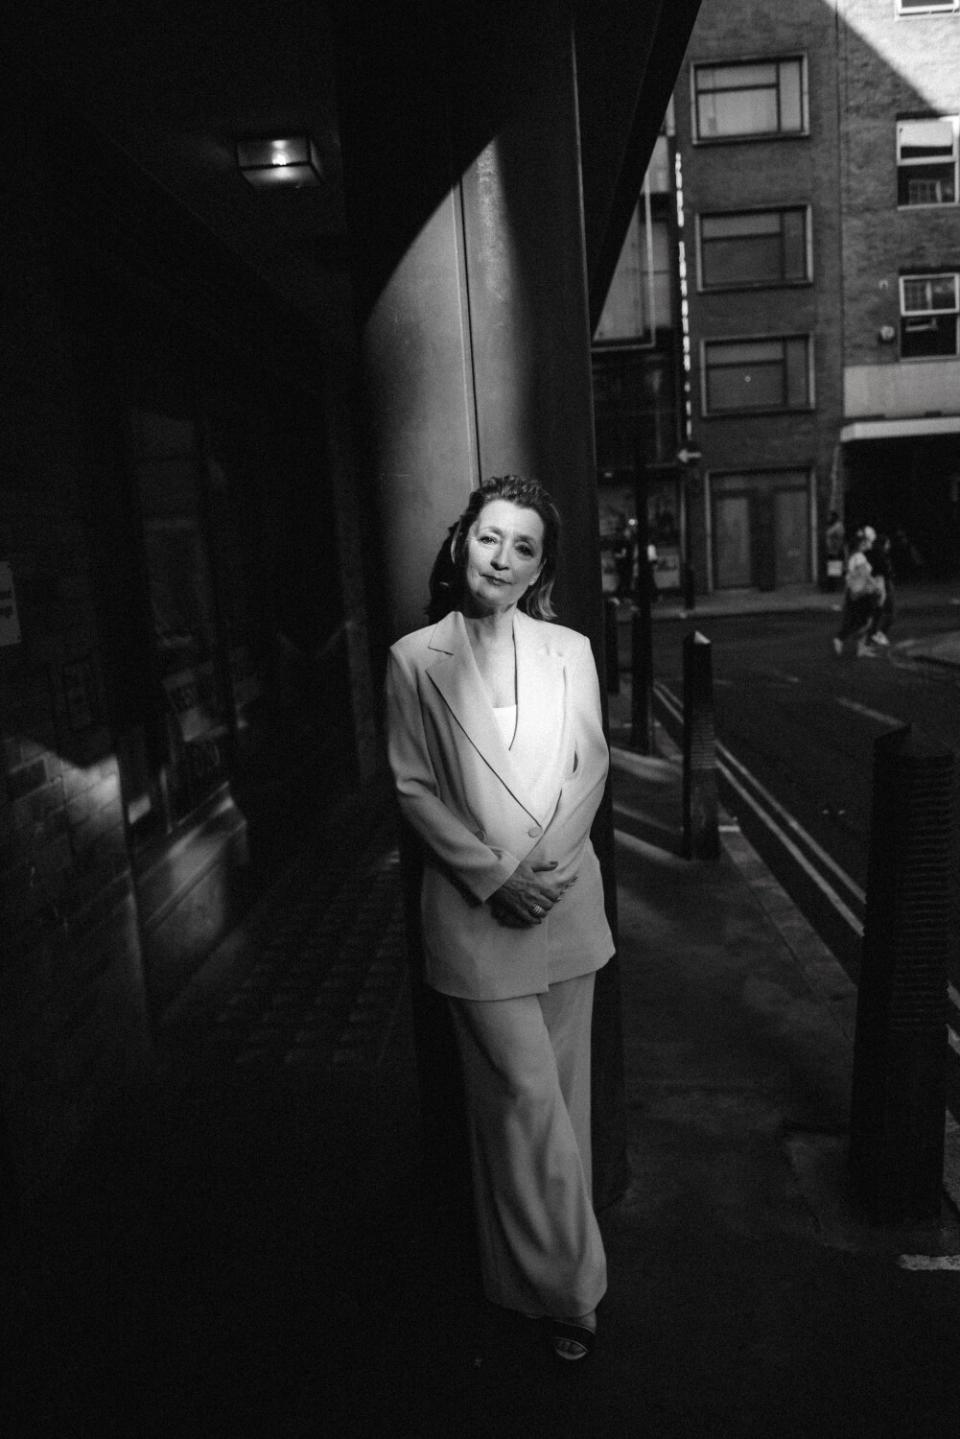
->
<box><xmin>489</xmin><ymin>860</ymin><xmax>576</xmax><ymax>928</ymax></box>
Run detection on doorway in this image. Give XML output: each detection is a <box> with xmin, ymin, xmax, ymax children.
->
<box><xmin>712</xmin><ymin>469</ymin><xmax>812</xmax><ymax>590</ymax></box>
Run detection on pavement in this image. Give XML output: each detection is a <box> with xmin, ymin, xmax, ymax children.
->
<box><xmin>4</xmin><ymin>582</ymin><xmax>960</xmax><ymax>1436</ymax></box>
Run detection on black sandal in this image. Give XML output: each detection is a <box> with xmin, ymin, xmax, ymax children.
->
<box><xmin>551</xmin><ymin>1320</ymin><xmax>596</xmax><ymax>1362</ymax></box>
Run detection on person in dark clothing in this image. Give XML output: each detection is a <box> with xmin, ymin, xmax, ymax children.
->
<box><xmin>824</xmin><ymin>511</ymin><xmax>845</xmax><ymax>591</ymax></box>
<box><xmin>865</xmin><ymin>532</ymin><xmax>895</xmax><ymax>645</ymax></box>
<box><xmin>833</xmin><ymin>528</ymin><xmax>882</xmax><ymax>658</ymax></box>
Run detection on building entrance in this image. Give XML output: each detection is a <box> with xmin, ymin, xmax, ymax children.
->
<box><xmin>711</xmin><ymin>469</ymin><xmax>812</xmax><ymax>590</ymax></box>
<box><xmin>844</xmin><ymin>437</ymin><xmax>960</xmax><ymax>580</ymax></box>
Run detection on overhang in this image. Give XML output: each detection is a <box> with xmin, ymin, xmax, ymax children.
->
<box><xmin>841</xmin><ymin>416</ymin><xmax>960</xmax><ymax>442</ymax></box>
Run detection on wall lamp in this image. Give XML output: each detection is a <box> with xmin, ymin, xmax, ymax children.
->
<box><xmin>236</xmin><ymin>134</ymin><xmax>324</xmax><ymax>189</ymax></box>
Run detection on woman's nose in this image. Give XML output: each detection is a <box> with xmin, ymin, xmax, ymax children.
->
<box><xmin>491</xmin><ymin>551</ymin><xmax>508</xmax><ymax>569</ymax></box>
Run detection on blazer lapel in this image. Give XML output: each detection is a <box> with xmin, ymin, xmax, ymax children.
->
<box><xmin>511</xmin><ymin>610</ymin><xmax>567</xmax><ymax>819</ymax></box>
<box><xmin>426</xmin><ymin>610</ymin><xmax>546</xmax><ymax>824</ymax></box>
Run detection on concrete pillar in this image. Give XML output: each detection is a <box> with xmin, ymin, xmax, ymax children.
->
<box><xmin>336</xmin><ymin>1</ymin><xmax>627</xmax><ymax>1208</ymax></box>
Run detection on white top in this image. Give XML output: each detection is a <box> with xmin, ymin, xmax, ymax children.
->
<box><xmin>492</xmin><ymin>703</ymin><xmax>517</xmax><ymax>749</ymax></box>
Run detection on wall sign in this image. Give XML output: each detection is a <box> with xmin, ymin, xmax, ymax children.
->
<box><xmin>0</xmin><ymin>561</ymin><xmax>21</xmax><ymax>646</ymax></box>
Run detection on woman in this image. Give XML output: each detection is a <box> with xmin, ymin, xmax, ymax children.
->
<box><xmin>385</xmin><ymin>475</ymin><xmax>613</xmax><ymax>1362</ymax></box>
<box><xmin>832</xmin><ymin>528</ymin><xmax>882</xmax><ymax>659</ymax></box>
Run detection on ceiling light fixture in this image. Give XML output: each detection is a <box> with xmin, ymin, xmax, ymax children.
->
<box><xmin>236</xmin><ymin>134</ymin><xmax>324</xmax><ymax>189</ymax></box>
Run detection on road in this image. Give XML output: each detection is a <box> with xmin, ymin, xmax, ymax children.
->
<box><xmin>637</xmin><ymin>596</ymin><xmax>960</xmax><ymax>1101</ymax></box>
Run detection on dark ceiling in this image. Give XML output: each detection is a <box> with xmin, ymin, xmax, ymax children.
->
<box><xmin>5</xmin><ymin>1</ymin><xmax>702</xmax><ymax>338</ymax></box>
<box><xmin>6</xmin><ymin>0</ymin><xmax>347</xmax><ymax>330</ymax></box>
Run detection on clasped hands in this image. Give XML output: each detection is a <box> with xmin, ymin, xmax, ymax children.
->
<box><xmin>489</xmin><ymin>859</ymin><xmax>576</xmax><ymax>928</ymax></box>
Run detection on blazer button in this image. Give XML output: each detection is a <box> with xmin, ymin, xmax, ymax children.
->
<box><xmin>527</xmin><ymin>826</ymin><xmax>540</xmax><ymax>837</ymax></box>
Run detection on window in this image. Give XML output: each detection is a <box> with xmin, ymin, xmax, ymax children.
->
<box><xmin>698</xmin><ymin>208</ymin><xmax>810</xmax><ymax>289</ymax></box>
<box><xmin>900</xmin><ymin>273</ymin><xmax>959</xmax><ymax>357</ymax></box>
<box><xmin>897</xmin><ymin>118</ymin><xmax>958</xmax><ymax>205</ymax></box>
<box><xmin>703</xmin><ymin>336</ymin><xmax>812</xmax><ymax>414</ymax></box>
<box><xmin>592</xmin><ymin>349</ymin><xmax>678</xmax><ymax>469</ymax></box>
<box><xmin>898</xmin><ymin>1</ymin><xmax>958</xmax><ymax>13</ymax></box>
<box><xmin>693</xmin><ymin>58</ymin><xmax>807</xmax><ymax>142</ymax></box>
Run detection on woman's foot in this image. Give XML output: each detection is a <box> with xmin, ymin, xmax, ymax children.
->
<box><xmin>552</xmin><ymin>1309</ymin><xmax>597</xmax><ymax>1362</ymax></box>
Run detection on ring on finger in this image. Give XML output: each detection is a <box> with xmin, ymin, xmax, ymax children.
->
<box><xmin>531</xmin><ymin>902</ymin><xmax>545</xmax><ymax>918</ymax></box>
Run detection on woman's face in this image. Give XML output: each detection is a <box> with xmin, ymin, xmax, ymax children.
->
<box><xmin>463</xmin><ymin>498</ymin><xmax>545</xmax><ymax>616</ymax></box>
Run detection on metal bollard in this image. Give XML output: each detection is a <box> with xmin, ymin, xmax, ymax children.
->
<box><xmin>849</xmin><ymin>726</ymin><xmax>954</xmax><ymax>1224</ymax></box>
<box><xmin>682</xmin><ymin>630</ymin><xmax>720</xmax><ymax>860</ymax></box>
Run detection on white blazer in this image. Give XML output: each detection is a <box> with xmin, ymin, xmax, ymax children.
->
<box><xmin>385</xmin><ymin>608</ymin><xmax>614</xmax><ymax>1000</ymax></box>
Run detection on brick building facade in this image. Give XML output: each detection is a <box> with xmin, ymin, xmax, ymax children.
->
<box><xmin>671</xmin><ymin>0</ymin><xmax>845</xmax><ymax>594</ymax></box>
<box><xmin>661</xmin><ymin>0</ymin><xmax>960</xmax><ymax>594</ymax></box>
<box><xmin>837</xmin><ymin>0</ymin><xmax>960</xmax><ymax>573</ymax></box>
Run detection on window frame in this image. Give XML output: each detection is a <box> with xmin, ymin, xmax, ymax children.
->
<box><xmin>899</xmin><ymin>271</ymin><xmax>960</xmax><ymax>359</ymax></box>
<box><xmin>897</xmin><ymin>0</ymin><xmax>959</xmax><ymax>15</ymax></box>
<box><xmin>896</xmin><ymin>116</ymin><xmax>959</xmax><ymax>208</ymax></box>
<box><xmin>701</xmin><ymin>334</ymin><xmax>814</xmax><ymax>416</ymax></box>
<box><xmin>696</xmin><ymin>205</ymin><xmax>812</xmax><ymax>291</ymax></box>
<box><xmin>692</xmin><ymin>56</ymin><xmax>809</xmax><ymax>144</ymax></box>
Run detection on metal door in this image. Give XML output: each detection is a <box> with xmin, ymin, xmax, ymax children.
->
<box><xmin>774</xmin><ymin>487</ymin><xmax>809</xmax><ymax>585</ymax></box>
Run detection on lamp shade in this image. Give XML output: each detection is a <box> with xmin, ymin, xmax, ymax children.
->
<box><xmin>236</xmin><ymin>134</ymin><xmax>323</xmax><ymax>189</ymax></box>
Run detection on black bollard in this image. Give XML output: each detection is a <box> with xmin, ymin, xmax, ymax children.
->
<box><xmin>849</xmin><ymin>726</ymin><xmax>954</xmax><ymax>1224</ymax></box>
<box><xmin>681</xmin><ymin>631</ymin><xmax>720</xmax><ymax>860</ymax></box>
<box><xmin>604</xmin><ymin>596</ymin><xmax>620</xmax><ymax>695</ymax></box>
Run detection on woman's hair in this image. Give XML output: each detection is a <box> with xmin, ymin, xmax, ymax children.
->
<box><xmin>427</xmin><ymin>474</ymin><xmax>562</xmax><ymax>622</ymax></box>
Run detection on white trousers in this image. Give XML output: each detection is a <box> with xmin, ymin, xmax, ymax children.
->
<box><xmin>448</xmin><ymin>972</ymin><xmax>607</xmax><ymax>1318</ymax></box>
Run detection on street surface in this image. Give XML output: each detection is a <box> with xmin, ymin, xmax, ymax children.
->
<box><xmin>635</xmin><ymin>592</ymin><xmax>960</xmax><ymax>1103</ymax></box>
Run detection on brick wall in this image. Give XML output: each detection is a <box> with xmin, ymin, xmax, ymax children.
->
<box><xmin>838</xmin><ymin>1</ymin><xmax>960</xmax><ymax>364</ymax></box>
<box><xmin>672</xmin><ymin>0</ymin><xmax>846</xmax><ymax>583</ymax></box>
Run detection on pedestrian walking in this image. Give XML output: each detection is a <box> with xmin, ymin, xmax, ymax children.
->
<box><xmin>386</xmin><ymin>474</ymin><xmax>612</xmax><ymax>1364</ymax></box>
<box><xmin>833</xmin><ymin>528</ymin><xmax>883</xmax><ymax>658</ymax></box>
<box><xmin>865</xmin><ymin>531</ymin><xmax>895</xmax><ymax>645</ymax></box>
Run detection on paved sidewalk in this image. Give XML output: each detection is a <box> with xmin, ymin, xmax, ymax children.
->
<box><xmin>6</xmin><ymin>675</ymin><xmax>960</xmax><ymax>1433</ymax></box>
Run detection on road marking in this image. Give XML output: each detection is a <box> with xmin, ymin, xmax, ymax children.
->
<box><xmin>655</xmin><ymin>680</ymin><xmax>866</xmax><ymax>924</ymax></box>
<box><xmin>762</xmin><ymin>670</ymin><xmax>800</xmax><ymax>685</ymax></box>
<box><xmin>717</xmin><ymin>752</ymin><xmax>867</xmax><ymax>934</ymax></box>
<box><xmin>897</xmin><ymin>1255</ymin><xmax>960</xmax><ymax>1272</ymax></box>
<box><xmin>716</xmin><ymin>739</ymin><xmax>866</xmax><ymax>908</ymax></box>
<box><xmin>835</xmin><ymin>697</ymin><xmax>905</xmax><ymax>728</ymax></box>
